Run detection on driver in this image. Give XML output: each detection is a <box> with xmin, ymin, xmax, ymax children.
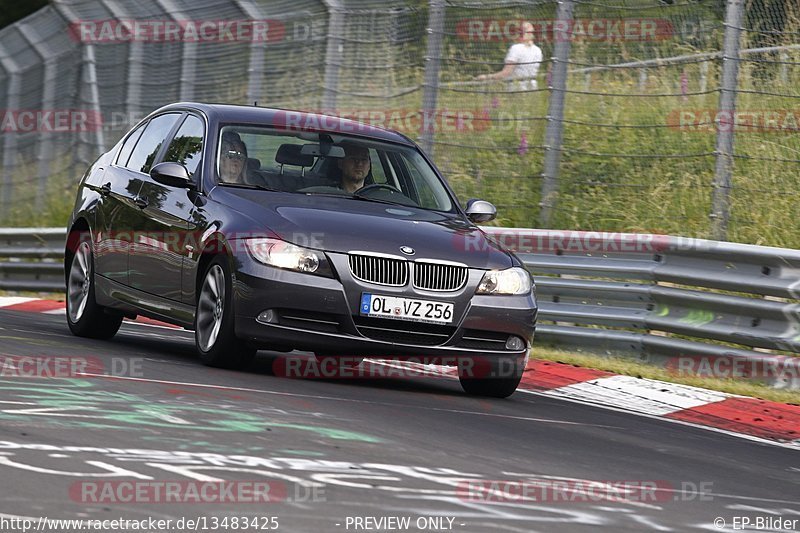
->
<box><xmin>337</xmin><ymin>143</ymin><xmax>371</xmax><ymax>193</ymax></box>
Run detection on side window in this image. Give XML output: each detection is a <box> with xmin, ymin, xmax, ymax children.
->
<box><xmin>126</xmin><ymin>113</ymin><xmax>181</xmax><ymax>174</ymax></box>
<box><xmin>369</xmin><ymin>149</ymin><xmax>387</xmax><ymax>184</ymax></box>
<box><xmin>163</xmin><ymin>115</ymin><xmax>204</xmax><ymax>177</ymax></box>
<box><xmin>115</xmin><ymin>122</ymin><xmax>146</xmax><ymax>167</ymax></box>
<box><xmin>399</xmin><ymin>153</ymin><xmax>445</xmax><ymax>210</ymax></box>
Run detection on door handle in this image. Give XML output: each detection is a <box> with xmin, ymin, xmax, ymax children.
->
<box><xmin>99</xmin><ymin>182</ymin><xmax>111</xmax><ymax>197</ymax></box>
<box><xmin>134</xmin><ymin>196</ymin><xmax>149</xmax><ymax>209</ymax></box>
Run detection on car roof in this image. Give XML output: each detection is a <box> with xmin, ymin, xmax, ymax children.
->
<box><xmin>152</xmin><ymin>102</ymin><xmax>416</xmax><ymax>146</ymax></box>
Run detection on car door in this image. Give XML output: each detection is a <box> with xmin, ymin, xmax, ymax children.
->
<box><xmin>93</xmin><ymin>121</ymin><xmax>149</xmax><ymax>286</ymax></box>
<box><xmin>128</xmin><ymin>113</ymin><xmax>205</xmax><ymax>301</ymax></box>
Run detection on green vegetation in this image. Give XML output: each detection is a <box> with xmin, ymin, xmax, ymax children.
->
<box><xmin>437</xmin><ymin>56</ymin><xmax>800</xmax><ymax>248</ymax></box>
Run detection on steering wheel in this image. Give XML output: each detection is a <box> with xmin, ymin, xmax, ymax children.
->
<box><xmin>356</xmin><ymin>183</ymin><xmax>403</xmax><ymax>195</ymax></box>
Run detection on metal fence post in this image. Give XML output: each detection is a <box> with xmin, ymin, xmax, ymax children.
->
<box><xmin>711</xmin><ymin>0</ymin><xmax>744</xmax><ymax>241</ymax></box>
<box><xmin>419</xmin><ymin>0</ymin><xmax>445</xmax><ymax>158</ymax></box>
<box><xmin>0</xmin><ymin>44</ymin><xmax>21</xmax><ymax>218</ymax></box>
<box><xmin>779</xmin><ymin>51</ymin><xmax>789</xmax><ymax>84</ymax></box>
<box><xmin>17</xmin><ymin>23</ymin><xmax>55</xmax><ymax>214</ymax></box>
<box><xmin>232</xmin><ymin>0</ymin><xmax>265</xmax><ymax>105</ymax></box>
<box><xmin>322</xmin><ymin>0</ymin><xmax>345</xmax><ymax>110</ymax></box>
<box><xmin>95</xmin><ymin>0</ymin><xmax>142</xmax><ymax>129</ymax></box>
<box><xmin>80</xmin><ymin>44</ymin><xmax>105</xmax><ymax>163</ymax></box>
<box><xmin>152</xmin><ymin>0</ymin><xmax>197</xmax><ymax>102</ymax></box>
<box><xmin>700</xmin><ymin>60</ymin><xmax>709</xmax><ymax>93</ymax></box>
<box><xmin>539</xmin><ymin>0</ymin><xmax>574</xmax><ymax>228</ymax></box>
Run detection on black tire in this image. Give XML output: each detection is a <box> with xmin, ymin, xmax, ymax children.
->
<box><xmin>458</xmin><ymin>354</ymin><xmax>527</xmax><ymax>398</ymax></box>
<box><xmin>65</xmin><ymin>233</ymin><xmax>123</xmax><ymax>340</ymax></box>
<box><xmin>195</xmin><ymin>255</ymin><xmax>256</xmax><ymax>369</ymax></box>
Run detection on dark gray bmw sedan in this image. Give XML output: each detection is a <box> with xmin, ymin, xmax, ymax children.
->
<box><xmin>65</xmin><ymin>102</ymin><xmax>537</xmax><ymax>397</ymax></box>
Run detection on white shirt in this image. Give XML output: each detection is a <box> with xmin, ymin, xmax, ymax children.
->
<box><xmin>505</xmin><ymin>42</ymin><xmax>542</xmax><ymax>90</ymax></box>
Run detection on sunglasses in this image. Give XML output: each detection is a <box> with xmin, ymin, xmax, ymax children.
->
<box><xmin>223</xmin><ymin>150</ymin><xmax>246</xmax><ymax>161</ymax></box>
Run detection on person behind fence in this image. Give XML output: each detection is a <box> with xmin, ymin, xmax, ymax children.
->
<box><xmin>335</xmin><ymin>143</ymin><xmax>371</xmax><ymax>193</ymax></box>
<box><xmin>476</xmin><ymin>21</ymin><xmax>542</xmax><ymax>91</ymax></box>
<box><xmin>219</xmin><ymin>131</ymin><xmax>248</xmax><ymax>184</ymax></box>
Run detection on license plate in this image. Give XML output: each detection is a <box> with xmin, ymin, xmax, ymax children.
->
<box><xmin>360</xmin><ymin>293</ymin><xmax>454</xmax><ymax>324</ymax></box>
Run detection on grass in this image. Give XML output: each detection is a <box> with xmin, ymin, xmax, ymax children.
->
<box><xmin>434</xmin><ymin>64</ymin><xmax>800</xmax><ymax>248</ymax></box>
<box><xmin>535</xmin><ymin>346</ymin><xmax>800</xmax><ymax>405</ymax></box>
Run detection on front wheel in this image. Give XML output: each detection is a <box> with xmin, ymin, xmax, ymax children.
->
<box><xmin>458</xmin><ymin>353</ymin><xmax>528</xmax><ymax>398</ymax></box>
<box><xmin>195</xmin><ymin>257</ymin><xmax>256</xmax><ymax>369</ymax></box>
<box><xmin>66</xmin><ymin>235</ymin><xmax>123</xmax><ymax>339</ymax></box>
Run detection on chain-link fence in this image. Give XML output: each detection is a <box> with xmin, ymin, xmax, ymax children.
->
<box><xmin>1</xmin><ymin>0</ymin><xmax>798</xmax><ymax>248</ymax></box>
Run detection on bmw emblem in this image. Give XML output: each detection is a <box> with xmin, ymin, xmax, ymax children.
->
<box><xmin>400</xmin><ymin>246</ymin><xmax>415</xmax><ymax>255</ymax></box>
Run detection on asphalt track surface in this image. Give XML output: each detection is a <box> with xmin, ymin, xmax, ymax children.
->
<box><xmin>0</xmin><ymin>309</ymin><xmax>797</xmax><ymax>533</ymax></box>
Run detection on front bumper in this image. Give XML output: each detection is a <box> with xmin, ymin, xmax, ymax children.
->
<box><xmin>232</xmin><ymin>251</ymin><xmax>537</xmax><ymax>359</ymax></box>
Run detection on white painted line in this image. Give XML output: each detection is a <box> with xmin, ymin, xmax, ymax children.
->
<box><xmin>0</xmin><ymin>512</ymin><xmax>47</xmax><ymax>521</ymax></box>
<box><xmin>75</xmin><ymin>372</ymin><xmax>605</xmax><ymax>427</ymax></box>
<box><xmin>0</xmin><ymin>297</ymin><xmax>36</xmax><ymax>308</ymax></box>
<box><xmin>514</xmin><ymin>388</ymin><xmax>800</xmax><ymax>451</ymax></box>
<box><xmin>542</xmin><ymin>375</ymin><xmax>730</xmax><ymax>416</ymax></box>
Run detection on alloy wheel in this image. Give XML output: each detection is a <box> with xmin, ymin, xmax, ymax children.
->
<box><xmin>197</xmin><ymin>264</ymin><xmax>226</xmax><ymax>351</ymax></box>
<box><xmin>67</xmin><ymin>241</ymin><xmax>92</xmax><ymax>322</ymax></box>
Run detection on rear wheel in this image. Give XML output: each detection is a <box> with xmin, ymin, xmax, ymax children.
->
<box><xmin>66</xmin><ymin>235</ymin><xmax>123</xmax><ymax>339</ymax></box>
<box><xmin>458</xmin><ymin>353</ymin><xmax>527</xmax><ymax>398</ymax></box>
<box><xmin>195</xmin><ymin>256</ymin><xmax>256</xmax><ymax>369</ymax></box>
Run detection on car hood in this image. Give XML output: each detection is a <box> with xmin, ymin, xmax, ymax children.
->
<box><xmin>216</xmin><ymin>189</ymin><xmax>514</xmax><ymax>269</ymax></box>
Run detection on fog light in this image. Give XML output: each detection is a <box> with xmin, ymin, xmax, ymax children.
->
<box><xmin>505</xmin><ymin>336</ymin><xmax>525</xmax><ymax>351</ymax></box>
<box><xmin>257</xmin><ymin>310</ymin><xmax>278</xmax><ymax>324</ymax></box>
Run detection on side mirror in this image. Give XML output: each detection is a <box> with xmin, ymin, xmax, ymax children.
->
<box><xmin>465</xmin><ymin>199</ymin><xmax>497</xmax><ymax>223</ymax></box>
<box><xmin>150</xmin><ymin>162</ymin><xmax>193</xmax><ymax>189</ymax></box>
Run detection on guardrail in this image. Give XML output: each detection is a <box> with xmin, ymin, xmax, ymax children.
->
<box><xmin>3</xmin><ymin>227</ymin><xmax>799</xmax><ymax>388</ymax></box>
<box><xmin>480</xmin><ymin>228</ymin><xmax>800</xmax><ymax>389</ymax></box>
<box><xmin>0</xmin><ymin>228</ymin><xmax>65</xmax><ymax>292</ymax></box>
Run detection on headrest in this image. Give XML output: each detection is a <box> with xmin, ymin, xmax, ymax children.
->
<box><xmin>276</xmin><ymin>144</ymin><xmax>315</xmax><ymax>167</ymax></box>
<box><xmin>246</xmin><ymin>157</ymin><xmax>261</xmax><ymax>170</ymax></box>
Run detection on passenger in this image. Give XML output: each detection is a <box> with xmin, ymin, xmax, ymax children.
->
<box><xmin>219</xmin><ymin>131</ymin><xmax>248</xmax><ymax>184</ymax></box>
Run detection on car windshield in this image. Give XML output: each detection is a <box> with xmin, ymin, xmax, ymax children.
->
<box><xmin>216</xmin><ymin>125</ymin><xmax>456</xmax><ymax>212</ymax></box>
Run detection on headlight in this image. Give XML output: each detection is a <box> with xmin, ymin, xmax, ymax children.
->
<box><xmin>476</xmin><ymin>267</ymin><xmax>532</xmax><ymax>295</ymax></box>
<box><xmin>244</xmin><ymin>238</ymin><xmax>332</xmax><ymax>276</ymax></box>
